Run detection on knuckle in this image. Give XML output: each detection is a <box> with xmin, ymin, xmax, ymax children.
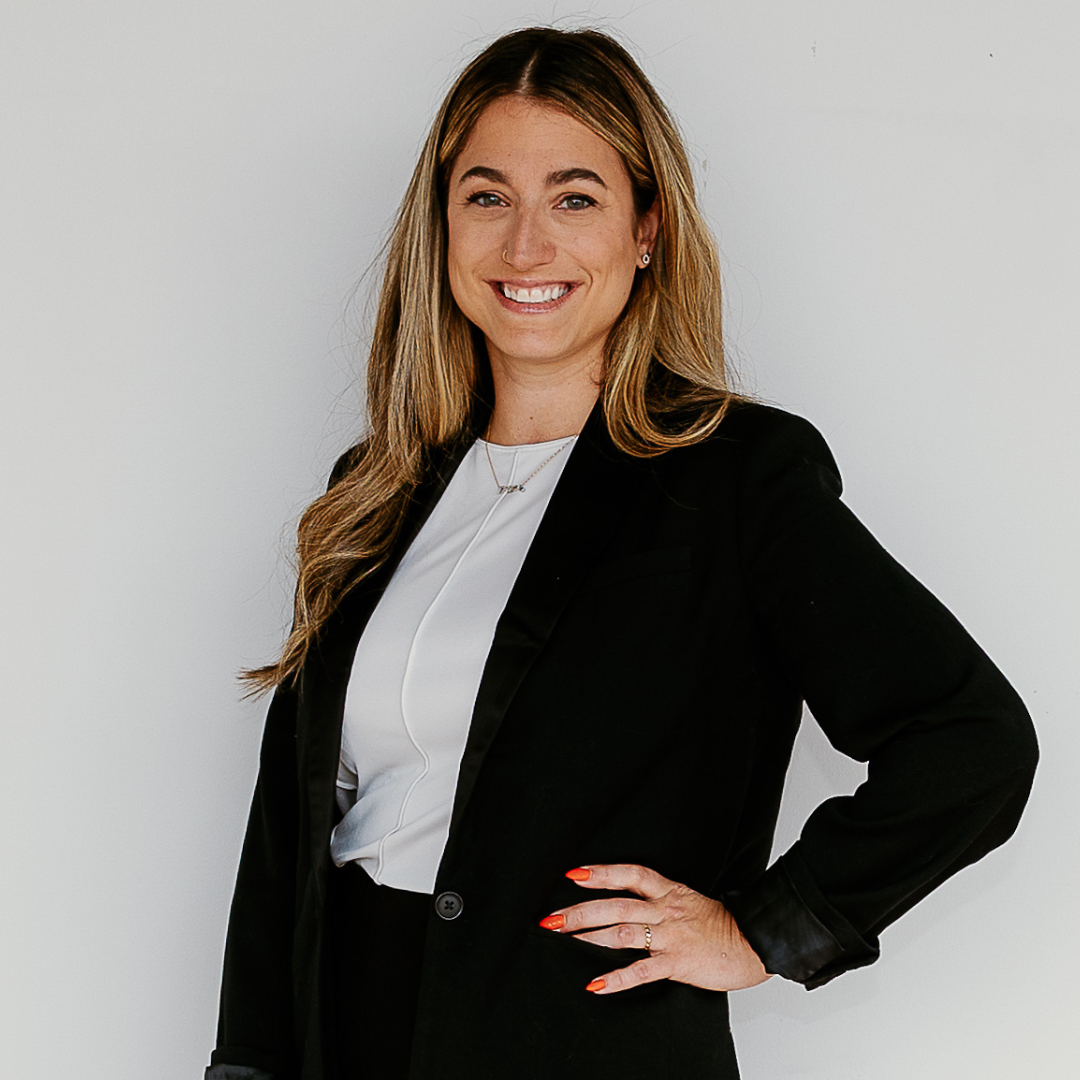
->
<box><xmin>616</xmin><ymin>923</ymin><xmax>637</xmax><ymax>946</ymax></box>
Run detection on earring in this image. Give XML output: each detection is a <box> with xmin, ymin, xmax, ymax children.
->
<box><xmin>640</xmin><ymin>251</ymin><xmax>651</xmax><ymax>267</ymax></box>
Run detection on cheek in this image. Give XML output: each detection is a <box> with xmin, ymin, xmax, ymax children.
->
<box><xmin>447</xmin><ymin>262</ymin><xmax>481</xmax><ymax>325</ymax></box>
<box><xmin>579</xmin><ymin>237</ymin><xmax>640</xmax><ymax>311</ymax></box>
<box><xmin>447</xmin><ymin>217</ymin><xmax>494</xmax><ymax>278</ymax></box>
<box><xmin>576</xmin><ymin>225</ymin><xmax>639</xmax><ymax>282</ymax></box>
<box><xmin>446</xmin><ymin>228</ymin><xmax>479</xmax><ymax>307</ymax></box>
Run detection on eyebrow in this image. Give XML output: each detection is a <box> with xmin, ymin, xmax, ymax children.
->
<box><xmin>458</xmin><ymin>165</ymin><xmax>607</xmax><ymax>189</ymax></box>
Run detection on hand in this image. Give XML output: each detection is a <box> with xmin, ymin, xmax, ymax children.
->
<box><xmin>539</xmin><ymin>863</ymin><xmax>772</xmax><ymax>995</ymax></box>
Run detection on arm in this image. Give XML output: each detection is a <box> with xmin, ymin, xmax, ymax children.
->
<box><xmin>721</xmin><ymin>409</ymin><xmax>1038</xmax><ymax>988</ymax></box>
<box><xmin>206</xmin><ymin>685</ymin><xmax>301</xmax><ymax>1079</ymax></box>
<box><xmin>207</xmin><ymin>445</ymin><xmax>363</xmax><ymax>1076</ymax></box>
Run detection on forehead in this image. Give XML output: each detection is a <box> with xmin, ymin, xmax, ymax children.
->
<box><xmin>452</xmin><ymin>96</ymin><xmax>630</xmax><ymax>185</ymax></box>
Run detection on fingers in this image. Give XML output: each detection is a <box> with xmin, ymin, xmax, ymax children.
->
<box><xmin>539</xmin><ymin>863</ymin><xmax>674</xmax><ymax>934</ymax></box>
<box><xmin>585</xmin><ymin>955</ymin><xmax>671</xmax><ymax>995</ymax></box>
<box><xmin>540</xmin><ymin>863</ymin><xmax>773</xmax><ymax>996</ymax></box>
<box><xmin>541</xmin><ymin>896</ymin><xmax>652</xmax><ymax>934</ymax></box>
<box><xmin>564</xmin><ymin>863</ymin><xmax>674</xmax><ymax>900</ymax></box>
<box><xmin>574</xmin><ymin>921</ymin><xmax>652</xmax><ymax>951</ymax></box>
<box><xmin>540</xmin><ymin>863</ymin><xmax>675</xmax><ymax>934</ymax></box>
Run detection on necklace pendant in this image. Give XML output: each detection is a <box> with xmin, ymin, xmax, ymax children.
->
<box><xmin>484</xmin><ymin>433</ymin><xmax>574</xmax><ymax>496</ymax></box>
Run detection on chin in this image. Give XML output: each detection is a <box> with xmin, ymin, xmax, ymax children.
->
<box><xmin>485</xmin><ymin>329</ymin><xmax>582</xmax><ymax>366</ymax></box>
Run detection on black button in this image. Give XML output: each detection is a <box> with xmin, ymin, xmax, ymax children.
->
<box><xmin>435</xmin><ymin>891</ymin><xmax>463</xmax><ymax>920</ymax></box>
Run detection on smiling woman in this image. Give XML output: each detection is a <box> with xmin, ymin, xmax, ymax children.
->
<box><xmin>447</xmin><ymin>97</ymin><xmax>659</xmax><ymax>428</ymax></box>
<box><xmin>205</xmin><ymin>26</ymin><xmax>1036</xmax><ymax>1080</ymax></box>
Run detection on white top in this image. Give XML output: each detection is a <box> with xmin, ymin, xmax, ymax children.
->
<box><xmin>329</xmin><ymin>434</ymin><xmax>578</xmax><ymax>893</ymax></box>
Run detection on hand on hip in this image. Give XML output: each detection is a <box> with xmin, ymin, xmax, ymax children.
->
<box><xmin>539</xmin><ymin>863</ymin><xmax>772</xmax><ymax>995</ymax></box>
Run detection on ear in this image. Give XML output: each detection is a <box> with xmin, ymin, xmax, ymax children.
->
<box><xmin>636</xmin><ymin>196</ymin><xmax>662</xmax><ymax>254</ymax></box>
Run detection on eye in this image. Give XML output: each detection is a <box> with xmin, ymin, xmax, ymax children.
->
<box><xmin>466</xmin><ymin>191</ymin><xmax>507</xmax><ymax>208</ymax></box>
<box><xmin>557</xmin><ymin>193</ymin><xmax>597</xmax><ymax>211</ymax></box>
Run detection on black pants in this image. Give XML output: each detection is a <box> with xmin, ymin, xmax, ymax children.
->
<box><xmin>327</xmin><ymin>861</ymin><xmax>431</xmax><ymax>1080</ymax></box>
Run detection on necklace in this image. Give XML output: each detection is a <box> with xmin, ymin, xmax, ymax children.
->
<box><xmin>482</xmin><ymin>432</ymin><xmax>575</xmax><ymax>494</ymax></box>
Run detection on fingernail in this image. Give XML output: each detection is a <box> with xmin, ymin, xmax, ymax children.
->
<box><xmin>565</xmin><ymin>868</ymin><xmax>591</xmax><ymax>881</ymax></box>
<box><xmin>539</xmin><ymin>914</ymin><xmax>565</xmax><ymax>930</ymax></box>
<box><xmin>586</xmin><ymin>979</ymin><xmax>606</xmax><ymax>993</ymax></box>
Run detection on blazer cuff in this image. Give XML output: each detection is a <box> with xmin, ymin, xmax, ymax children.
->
<box><xmin>206</xmin><ymin>1068</ymin><xmax>274</xmax><ymax>1080</ymax></box>
<box><xmin>207</xmin><ymin>1045</ymin><xmax>295</xmax><ymax>1080</ymax></box>
<box><xmin>721</xmin><ymin>850</ymin><xmax>879</xmax><ymax>989</ymax></box>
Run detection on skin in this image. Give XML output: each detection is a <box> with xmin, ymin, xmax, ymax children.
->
<box><xmin>541</xmin><ymin>864</ymin><xmax>770</xmax><ymax>996</ymax></box>
<box><xmin>446</xmin><ymin>95</ymin><xmax>770</xmax><ymax>995</ymax></box>
<box><xmin>447</xmin><ymin>95</ymin><xmax>658</xmax><ymax>445</ymax></box>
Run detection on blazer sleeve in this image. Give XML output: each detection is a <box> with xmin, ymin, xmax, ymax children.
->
<box><xmin>207</xmin><ymin>448</ymin><xmax>363</xmax><ymax>1079</ymax></box>
<box><xmin>719</xmin><ymin>409</ymin><xmax>1038</xmax><ymax>989</ymax></box>
<box><xmin>206</xmin><ymin>684</ymin><xmax>301</xmax><ymax>1079</ymax></box>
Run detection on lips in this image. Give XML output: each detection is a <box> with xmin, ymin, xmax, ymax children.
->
<box><xmin>501</xmin><ymin>283</ymin><xmax>571</xmax><ymax>303</ymax></box>
<box><xmin>490</xmin><ymin>280</ymin><xmax>576</xmax><ymax>312</ymax></box>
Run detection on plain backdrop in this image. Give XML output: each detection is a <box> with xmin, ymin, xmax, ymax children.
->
<box><xmin>1</xmin><ymin>2</ymin><xmax>1076</xmax><ymax>1077</ymax></box>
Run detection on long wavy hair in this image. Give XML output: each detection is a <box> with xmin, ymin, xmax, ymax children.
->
<box><xmin>242</xmin><ymin>26</ymin><xmax>741</xmax><ymax>694</ymax></box>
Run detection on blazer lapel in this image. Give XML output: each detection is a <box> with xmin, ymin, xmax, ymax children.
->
<box><xmin>445</xmin><ymin>401</ymin><xmax>649</xmax><ymax>840</ymax></box>
<box><xmin>302</xmin><ymin>401</ymin><xmax>649</xmax><ymax>884</ymax></box>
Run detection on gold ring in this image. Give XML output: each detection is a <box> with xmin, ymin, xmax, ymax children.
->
<box><xmin>501</xmin><ymin>249</ymin><xmax>511</xmax><ymax>265</ymax></box>
<box><xmin>643</xmin><ymin>924</ymin><xmax>652</xmax><ymax>952</ymax></box>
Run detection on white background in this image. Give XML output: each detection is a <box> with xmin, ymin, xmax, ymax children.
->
<box><xmin>1</xmin><ymin>2</ymin><xmax>1076</xmax><ymax>1077</ymax></box>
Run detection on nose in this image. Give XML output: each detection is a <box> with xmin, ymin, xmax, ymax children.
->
<box><xmin>501</xmin><ymin>206</ymin><xmax>555</xmax><ymax>269</ymax></box>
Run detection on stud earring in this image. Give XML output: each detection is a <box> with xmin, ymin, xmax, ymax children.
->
<box><xmin>640</xmin><ymin>251</ymin><xmax>651</xmax><ymax>266</ymax></box>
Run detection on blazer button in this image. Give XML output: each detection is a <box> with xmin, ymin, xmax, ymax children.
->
<box><xmin>435</xmin><ymin>891</ymin><xmax>463</xmax><ymax>920</ymax></box>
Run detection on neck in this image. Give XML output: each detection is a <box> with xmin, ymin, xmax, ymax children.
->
<box><xmin>484</xmin><ymin>350</ymin><xmax>601</xmax><ymax>445</ymax></box>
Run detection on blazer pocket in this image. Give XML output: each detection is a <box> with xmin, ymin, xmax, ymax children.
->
<box><xmin>580</xmin><ymin>544</ymin><xmax>693</xmax><ymax>593</ymax></box>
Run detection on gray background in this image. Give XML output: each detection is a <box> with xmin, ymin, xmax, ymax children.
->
<box><xmin>1</xmin><ymin>2</ymin><xmax>1075</xmax><ymax>1077</ymax></box>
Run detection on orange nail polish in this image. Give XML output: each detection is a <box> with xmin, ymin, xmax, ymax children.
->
<box><xmin>565</xmin><ymin>867</ymin><xmax>591</xmax><ymax>881</ymax></box>
<box><xmin>539</xmin><ymin>914</ymin><xmax>565</xmax><ymax>930</ymax></box>
<box><xmin>586</xmin><ymin>979</ymin><xmax>606</xmax><ymax>993</ymax></box>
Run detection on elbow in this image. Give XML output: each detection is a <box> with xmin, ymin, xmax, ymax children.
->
<box><xmin>961</xmin><ymin>666</ymin><xmax>1039</xmax><ymax>798</ymax></box>
<box><xmin>998</xmin><ymin>690</ymin><xmax>1039</xmax><ymax>788</ymax></box>
<box><xmin>971</xmin><ymin>691</ymin><xmax>1039</xmax><ymax>851</ymax></box>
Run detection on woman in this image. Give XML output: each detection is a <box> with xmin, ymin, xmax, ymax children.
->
<box><xmin>206</xmin><ymin>27</ymin><xmax>1037</xmax><ymax>1080</ymax></box>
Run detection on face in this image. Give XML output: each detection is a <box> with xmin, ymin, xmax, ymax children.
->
<box><xmin>446</xmin><ymin>96</ymin><xmax>659</xmax><ymax>379</ymax></box>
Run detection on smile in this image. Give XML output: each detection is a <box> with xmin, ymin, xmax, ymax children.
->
<box><xmin>490</xmin><ymin>281</ymin><xmax>576</xmax><ymax>312</ymax></box>
<box><xmin>501</xmin><ymin>283</ymin><xmax>571</xmax><ymax>303</ymax></box>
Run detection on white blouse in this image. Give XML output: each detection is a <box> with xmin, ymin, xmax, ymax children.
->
<box><xmin>329</xmin><ymin>434</ymin><xmax>578</xmax><ymax>893</ymax></box>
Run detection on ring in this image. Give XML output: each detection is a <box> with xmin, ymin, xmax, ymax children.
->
<box><xmin>501</xmin><ymin>249</ymin><xmax>511</xmax><ymax>265</ymax></box>
<box><xmin>643</xmin><ymin>924</ymin><xmax>652</xmax><ymax>952</ymax></box>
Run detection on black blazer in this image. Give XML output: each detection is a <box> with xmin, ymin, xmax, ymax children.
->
<box><xmin>208</xmin><ymin>401</ymin><xmax>1037</xmax><ymax>1080</ymax></box>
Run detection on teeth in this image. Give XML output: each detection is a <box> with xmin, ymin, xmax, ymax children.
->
<box><xmin>501</xmin><ymin>284</ymin><xmax>570</xmax><ymax>303</ymax></box>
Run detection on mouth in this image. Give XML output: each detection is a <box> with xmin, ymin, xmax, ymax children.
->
<box><xmin>490</xmin><ymin>281</ymin><xmax>576</xmax><ymax>312</ymax></box>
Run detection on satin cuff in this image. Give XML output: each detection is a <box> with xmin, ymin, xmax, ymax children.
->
<box><xmin>205</xmin><ymin>1067</ymin><xmax>274</xmax><ymax>1080</ymax></box>
<box><xmin>721</xmin><ymin>850</ymin><xmax>880</xmax><ymax>989</ymax></box>
<box><xmin>206</xmin><ymin>1044</ymin><xmax>294</xmax><ymax>1080</ymax></box>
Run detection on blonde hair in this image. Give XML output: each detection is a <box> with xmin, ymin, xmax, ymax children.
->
<box><xmin>243</xmin><ymin>27</ymin><xmax>740</xmax><ymax>694</ymax></box>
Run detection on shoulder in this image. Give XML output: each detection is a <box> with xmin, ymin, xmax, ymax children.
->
<box><xmin>714</xmin><ymin>401</ymin><xmax>837</xmax><ymax>465</ymax></box>
<box><xmin>326</xmin><ymin>439</ymin><xmax>370</xmax><ymax>491</ymax></box>
<box><xmin>650</xmin><ymin>401</ymin><xmax>843</xmax><ymax>496</ymax></box>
